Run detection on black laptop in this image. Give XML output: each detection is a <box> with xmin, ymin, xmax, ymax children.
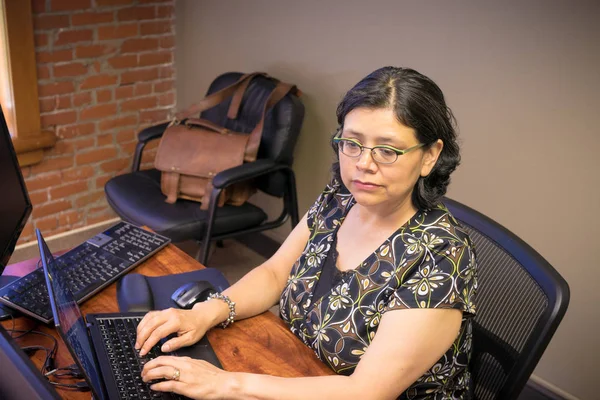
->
<box><xmin>37</xmin><ymin>229</ymin><xmax>222</xmax><ymax>400</ymax></box>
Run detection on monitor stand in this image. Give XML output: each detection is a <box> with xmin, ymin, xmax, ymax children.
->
<box><xmin>0</xmin><ymin>275</ymin><xmax>19</xmax><ymax>320</ymax></box>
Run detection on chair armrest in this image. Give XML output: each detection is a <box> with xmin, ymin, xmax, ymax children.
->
<box><xmin>212</xmin><ymin>159</ymin><xmax>283</xmax><ymax>189</ymax></box>
<box><xmin>137</xmin><ymin>122</ymin><xmax>170</xmax><ymax>144</ymax></box>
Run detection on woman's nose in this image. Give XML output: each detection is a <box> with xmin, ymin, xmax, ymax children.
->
<box><xmin>356</xmin><ymin>149</ymin><xmax>377</xmax><ymax>170</ymax></box>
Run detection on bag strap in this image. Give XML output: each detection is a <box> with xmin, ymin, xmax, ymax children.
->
<box><xmin>174</xmin><ymin>72</ymin><xmax>269</xmax><ymax>121</ymax></box>
<box><xmin>244</xmin><ymin>82</ymin><xmax>299</xmax><ymax>162</ymax></box>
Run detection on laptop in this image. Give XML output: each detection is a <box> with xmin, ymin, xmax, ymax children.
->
<box><xmin>37</xmin><ymin>229</ymin><xmax>222</xmax><ymax>400</ymax></box>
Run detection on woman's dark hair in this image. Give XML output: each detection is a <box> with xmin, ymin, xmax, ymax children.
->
<box><xmin>332</xmin><ymin>66</ymin><xmax>460</xmax><ymax>210</ymax></box>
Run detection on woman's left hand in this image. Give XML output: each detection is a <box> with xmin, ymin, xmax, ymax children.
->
<box><xmin>141</xmin><ymin>355</ymin><xmax>238</xmax><ymax>399</ymax></box>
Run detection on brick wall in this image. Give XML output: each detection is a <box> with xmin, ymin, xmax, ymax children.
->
<box><xmin>18</xmin><ymin>0</ymin><xmax>176</xmax><ymax>244</ymax></box>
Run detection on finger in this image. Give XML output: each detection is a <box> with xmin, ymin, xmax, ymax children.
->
<box><xmin>141</xmin><ymin>366</ymin><xmax>179</xmax><ymax>382</ymax></box>
<box><xmin>135</xmin><ymin>311</ymin><xmax>162</xmax><ymax>349</ymax></box>
<box><xmin>139</xmin><ymin>320</ymin><xmax>179</xmax><ymax>356</ymax></box>
<box><xmin>149</xmin><ymin>380</ymin><xmax>187</xmax><ymax>395</ymax></box>
<box><xmin>161</xmin><ymin>331</ymin><xmax>196</xmax><ymax>352</ymax></box>
<box><xmin>143</xmin><ymin>355</ymin><xmax>180</xmax><ymax>373</ymax></box>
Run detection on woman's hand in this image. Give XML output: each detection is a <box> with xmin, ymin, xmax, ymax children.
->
<box><xmin>135</xmin><ymin>304</ymin><xmax>218</xmax><ymax>356</ymax></box>
<box><xmin>142</xmin><ymin>355</ymin><xmax>238</xmax><ymax>399</ymax></box>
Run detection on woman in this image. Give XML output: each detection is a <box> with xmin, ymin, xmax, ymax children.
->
<box><xmin>136</xmin><ymin>66</ymin><xmax>478</xmax><ymax>399</ymax></box>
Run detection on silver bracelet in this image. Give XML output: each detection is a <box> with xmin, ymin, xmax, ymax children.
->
<box><xmin>207</xmin><ymin>292</ymin><xmax>236</xmax><ymax>329</ymax></box>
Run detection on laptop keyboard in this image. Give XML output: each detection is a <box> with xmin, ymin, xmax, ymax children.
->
<box><xmin>98</xmin><ymin>316</ymin><xmax>184</xmax><ymax>400</ymax></box>
<box><xmin>0</xmin><ymin>222</ymin><xmax>170</xmax><ymax>324</ymax></box>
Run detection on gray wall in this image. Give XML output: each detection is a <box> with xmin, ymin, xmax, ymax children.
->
<box><xmin>175</xmin><ymin>1</ymin><xmax>600</xmax><ymax>398</ymax></box>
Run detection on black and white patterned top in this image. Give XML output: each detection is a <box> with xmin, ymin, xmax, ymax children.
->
<box><xmin>279</xmin><ymin>180</ymin><xmax>478</xmax><ymax>399</ymax></box>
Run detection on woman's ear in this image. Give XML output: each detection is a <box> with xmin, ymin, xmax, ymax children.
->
<box><xmin>421</xmin><ymin>139</ymin><xmax>444</xmax><ymax>177</ymax></box>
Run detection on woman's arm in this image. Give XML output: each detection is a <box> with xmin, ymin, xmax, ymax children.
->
<box><xmin>144</xmin><ymin>307</ymin><xmax>463</xmax><ymax>400</ymax></box>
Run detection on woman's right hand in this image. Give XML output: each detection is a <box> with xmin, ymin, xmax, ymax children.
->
<box><xmin>135</xmin><ymin>304</ymin><xmax>214</xmax><ymax>356</ymax></box>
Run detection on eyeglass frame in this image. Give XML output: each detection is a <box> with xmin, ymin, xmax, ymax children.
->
<box><xmin>332</xmin><ymin>136</ymin><xmax>426</xmax><ymax>164</ymax></box>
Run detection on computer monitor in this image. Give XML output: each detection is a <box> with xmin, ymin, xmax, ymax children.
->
<box><xmin>0</xmin><ymin>105</ymin><xmax>33</xmax><ymax>318</ymax></box>
<box><xmin>0</xmin><ymin>324</ymin><xmax>61</xmax><ymax>399</ymax></box>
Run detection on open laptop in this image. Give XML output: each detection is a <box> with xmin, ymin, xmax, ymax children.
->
<box><xmin>37</xmin><ymin>229</ymin><xmax>222</xmax><ymax>400</ymax></box>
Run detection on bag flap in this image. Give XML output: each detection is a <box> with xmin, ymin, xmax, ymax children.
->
<box><xmin>154</xmin><ymin>124</ymin><xmax>249</xmax><ymax>178</ymax></box>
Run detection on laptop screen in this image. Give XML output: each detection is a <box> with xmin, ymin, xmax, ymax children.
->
<box><xmin>36</xmin><ymin>229</ymin><xmax>106</xmax><ymax>399</ymax></box>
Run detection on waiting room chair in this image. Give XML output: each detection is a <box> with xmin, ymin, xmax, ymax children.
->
<box><xmin>105</xmin><ymin>72</ymin><xmax>304</xmax><ymax>265</ymax></box>
<box><xmin>444</xmin><ymin>198</ymin><xmax>570</xmax><ymax>400</ymax></box>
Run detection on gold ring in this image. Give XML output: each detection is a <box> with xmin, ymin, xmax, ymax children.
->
<box><xmin>171</xmin><ymin>368</ymin><xmax>180</xmax><ymax>381</ymax></box>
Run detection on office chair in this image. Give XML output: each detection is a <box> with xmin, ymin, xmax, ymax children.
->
<box><xmin>105</xmin><ymin>72</ymin><xmax>304</xmax><ymax>265</ymax></box>
<box><xmin>444</xmin><ymin>198</ymin><xmax>570</xmax><ymax>400</ymax></box>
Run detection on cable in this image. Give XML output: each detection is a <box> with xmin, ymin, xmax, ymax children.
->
<box><xmin>49</xmin><ymin>381</ymin><xmax>90</xmax><ymax>391</ymax></box>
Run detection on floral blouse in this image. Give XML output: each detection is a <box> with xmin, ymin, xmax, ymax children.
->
<box><xmin>279</xmin><ymin>181</ymin><xmax>478</xmax><ymax>399</ymax></box>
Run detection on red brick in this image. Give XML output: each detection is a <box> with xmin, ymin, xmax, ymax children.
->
<box><xmin>37</xmin><ymin>49</ymin><xmax>73</xmax><ymax>63</ymax></box>
<box><xmin>32</xmin><ymin>200</ymin><xmax>72</xmax><ymax>219</ymax></box>
<box><xmin>55</xmin><ymin>29</ymin><xmax>93</xmax><ymax>46</ymax></box>
<box><xmin>87</xmin><ymin>212</ymin><xmax>116</xmax><ymax>226</ymax></box>
<box><xmin>98</xmin><ymin>24</ymin><xmax>138</xmax><ymax>40</ymax></box>
<box><xmin>157</xmin><ymin>5</ymin><xmax>175</xmax><ymax>19</ymax></box>
<box><xmin>159</xmin><ymin>65</ymin><xmax>175</xmax><ymax>79</ymax></box>
<box><xmin>97</xmin><ymin>134</ymin><xmax>114</xmax><ymax>146</ymax></box>
<box><xmin>38</xmin><ymin>81</ymin><xmax>75</xmax><ymax>97</ymax></box>
<box><xmin>107</xmin><ymin>54</ymin><xmax>137</xmax><ymax>69</ymax></box>
<box><xmin>36</xmin><ymin>216</ymin><xmax>58</xmax><ymax>232</ymax></box>
<box><xmin>50</xmin><ymin>181</ymin><xmax>89</xmax><ymax>199</ymax></box>
<box><xmin>121</xmin><ymin>38</ymin><xmax>158</xmax><ymax>54</ymax></box>
<box><xmin>51</xmin><ymin>0</ymin><xmax>92</xmax><ymax>11</ymax></box>
<box><xmin>75</xmin><ymin>191</ymin><xmax>105</xmax><ymax>207</ymax></box>
<box><xmin>35</xmin><ymin>33</ymin><xmax>49</xmax><ymax>47</ymax></box>
<box><xmin>140</xmin><ymin>21</ymin><xmax>172</xmax><ymax>36</ymax></box>
<box><xmin>40</xmin><ymin>97</ymin><xmax>56</xmax><ymax>113</ymax></box>
<box><xmin>154</xmin><ymin>80</ymin><xmax>174</xmax><ymax>93</ymax></box>
<box><xmin>121</xmin><ymin>97</ymin><xmax>157</xmax><ymax>112</ymax></box>
<box><xmin>51</xmin><ymin>140</ymin><xmax>75</xmax><ymax>155</ymax></box>
<box><xmin>76</xmin><ymin>147</ymin><xmax>118</xmax><ymax>165</ymax></box>
<box><xmin>115</xmin><ymin>85</ymin><xmax>135</xmax><ymax>100</ymax></box>
<box><xmin>96</xmin><ymin>0</ymin><xmax>136</xmax><ymax>6</ymax></box>
<box><xmin>34</xmin><ymin>15</ymin><xmax>71</xmax><ymax>31</ymax></box>
<box><xmin>21</xmin><ymin>167</ymin><xmax>32</xmax><ymax>179</ymax></box>
<box><xmin>80</xmin><ymin>74</ymin><xmax>118</xmax><ymax>90</ymax></box>
<box><xmin>116</xmin><ymin>129</ymin><xmax>136</xmax><ymax>143</ymax></box>
<box><xmin>62</xmin><ymin>166</ymin><xmax>95</xmax><ymax>182</ymax></box>
<box><xmin>117</xmin><ymin>6</ymin><xmax>156</xmax><ymax>21</ymax></box>
<box><xmin>159</xmin><ymin>35</ymin><xmax>175</xmax><ymax>49</ymax></box>
<box><xmin>32</xmin><ymin>0</ymin><xmax>46</xmax><ymax>13</ymax></box>
<box><xmin>58</xmin><ymin>210</ymin><xmax>82</xmax><ymax>226</ymax></box>
<box><xmin>41</xmin><ymin>111</ymin><xmax>77</xmax><ymax>127</ymax></box>
<box><xmin>73</xmin><ymin>92</ymin><xmax>93</xmax><ymax>106</ymax></box>
<box><xmin>37</xmin><ymin>65</ymin><xmax>51</xmax><ymax>80</ymax></box>
<box><xmin>158</xmin><ymin>92</ymin><xmax>175</xmax><ymax>107</ymax></box>
<box><xmin>96</xmin><ymin>89</ymin><xmax>113</xmax><ymax>103</ymax></box>
<box><xmin>28</xmin><ymin>190</ymin><xmax>49</xmax><ymax>206</ymax></box>
<box><xmin>141</xmin><ymin>148</ymin><xmax>157</xmax><ymax>164</ymax></box>
<box><xmin>139</xmin><ymin>52</ymin><xmax>171</xmax><ymax>67</ymax></box>
<box><xmin>72</xmin><ymin>11</ymin><xmax>114</xmax><ymax>26</ymax></box>
<box><xmin>92</xmin><ymin>61</ymin><xmax>102</xmax><ymax>73</ymax></box>
<box><xmin>25</xmin><ymin>172</ymin><xmax>62</xmax><ymax>191</ymax></box>
<box><xmin>57</xmin><ymin>95</ymin><xmax>72</xmax><ymax>109</ymax></box>
<box><xmin>140</xmin><ymin>109</ymin><xmax>170</xmax><ymax>123</ymax></box>
<box><xmin>54</xmin><ymin>62</ymin><xmax>88</xmax><ymax>77</ymax></box>
<box><xmin>76</xmin><ymin>44</ymin><xmax>117</xmax><ymax>58</ymax></box>
<box><xmin>72</xmin><ymin>137</ymin><xmax>95</xmax><ymax>149</ymax></box>
<box><xmin>134</xmin><ymin>82</ymin><xmax>152</xmax><ymax>96</ymax></box>
<box><xmin>80</xmin><ymin>104</ymin><xmax>118</xmax><ymax>121</ymax></box>
<box><xmin>100</xmin><ymin>158</ymin><xmax>129</xmax><ymax>173</ymax></box>
<box><xmin>119</xmin><ymin>141</ymin><xmax>137</xmax><ymax>156</ymax></box>
<box><xmin>30</xmin><ymin>155</ymin><xmax>74</xmax><ymax>174</ymax></box>
<box><xmin>99</xmin><ymin>115</ymin><xmax>138</xmax><ymax>131</ymax></box>
<box><xmin>121</xmin><ymin>67</ymin><xmax>159</xmax><ymax>84</ymax></box>
<box><xmin>57</xmin><ymin>123</ymin><xmax>96</xmax><ymax>139</ymax></box>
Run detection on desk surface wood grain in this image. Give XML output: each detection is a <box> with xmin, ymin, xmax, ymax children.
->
<box><xmin>1</xmin><ymin>243</ymin><xmax>333</xmax><ymax>399</ymax></box>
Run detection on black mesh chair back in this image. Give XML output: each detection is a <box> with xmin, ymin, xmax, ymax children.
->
<box><xmin>200</xmin><ymin>72</ymin><xmax>304</xmax><ymax>197</ymax></box>
<box><xmin>444</xmin><ymin>198</ymin><xmax>570</xmax><ymax>400</ymax></box>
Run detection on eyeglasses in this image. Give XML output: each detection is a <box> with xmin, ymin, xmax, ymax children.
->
<box><xmin>333</xmin><ymin>137</ymin><xmax>425</xmax><ymax>164</ymax></box>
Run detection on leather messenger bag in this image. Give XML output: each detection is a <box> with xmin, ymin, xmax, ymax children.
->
<box><xmin>154</xmin><ymin>73</ymin><xmax>298</xmax><ymax>210</ymax></box>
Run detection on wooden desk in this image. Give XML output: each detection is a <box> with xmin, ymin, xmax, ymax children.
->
<box><xmin>1</xmin><ymin>243</ymin><xmax>333</xmax><ymax>399</ymax></box>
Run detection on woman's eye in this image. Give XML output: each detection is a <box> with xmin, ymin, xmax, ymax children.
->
<box><xmin>345</xmin><ymin>141</ymin><xmax>360</xmax><ymax>149</ymax></box>
<box><xmin>378</xmin><ymin>148</ymin><xmax>397</xmax><ymax>157</ymax></box>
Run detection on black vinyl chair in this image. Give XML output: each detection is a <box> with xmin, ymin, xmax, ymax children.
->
<box><xmin>105</xmin><ymin>72</ymin><xmax>304</xmax><ymax>265</ymax></box>
<box><xmin>444</xmin><ymin>198</ymin><xmax>570</xmax><ymax>400</ymax></box>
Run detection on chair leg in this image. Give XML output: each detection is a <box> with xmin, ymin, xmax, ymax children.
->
<box><xmin>286</xmin><ymin>168</ymin><xmax>299</xmax><ymax>227</ymax></box>
<box><xmin>200</xmin><ymin>188</ymin><xmax>222</xmax><ymax>265</ymax></box>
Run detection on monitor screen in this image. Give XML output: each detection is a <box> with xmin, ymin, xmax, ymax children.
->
<box><xmin>37</xmin><ymin>230</ymin><xmax>106</xmax><ymax>400</ymax></box>
<box><xmin>0</xmin><ymin>105</ymin><xmax>32</xmax><ymax>270</ymax></box>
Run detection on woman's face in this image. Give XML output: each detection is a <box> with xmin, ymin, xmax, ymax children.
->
<box><xmin>339</xmin><ymin>107</ymin><xmax>441</xmax><ymax>211</ymax></box>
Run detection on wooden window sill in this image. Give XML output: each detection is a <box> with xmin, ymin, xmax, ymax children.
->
<box><xmin>12</xmin><ymin>130</ymin><xmax>57</xmax><ymax>166</ymax></box>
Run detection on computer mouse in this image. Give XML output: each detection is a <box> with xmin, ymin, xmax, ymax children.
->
<box><xmin>171</xmin><ymin>281</ymin><xmax>216</xmax><ymax>309</ymax></box>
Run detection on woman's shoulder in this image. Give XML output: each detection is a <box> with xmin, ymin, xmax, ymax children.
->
<box><xmin>407</xmin><ymin>202</ymin><xmax>473</xmax><ymax>247</ymax></box>
<box><xmin>307</xmin><ymin>179</ymin><xmax>352</xmax><ymax>219</ymax></box>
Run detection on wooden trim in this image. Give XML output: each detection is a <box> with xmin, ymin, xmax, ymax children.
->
<box><xmin>0</xmin><ymin>0</ymin><xmax>55</xmax><ymax>165</ymax></box>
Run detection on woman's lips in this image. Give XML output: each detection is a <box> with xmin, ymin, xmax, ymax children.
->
<box><xmin>352</xmin><ymin>180</ymin><xmax>381</xmax><ymax>191</ymax></box>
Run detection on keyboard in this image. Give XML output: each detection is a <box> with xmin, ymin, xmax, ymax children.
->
<box><xmin>0</xmin><ymin>222</ymin><xmax>170</xmax><ymax>324</ymax></box>
<box><xmin>98</xmin><ymin>316</ymin><xmax>184</xmax><ymax>400</ymax></box>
